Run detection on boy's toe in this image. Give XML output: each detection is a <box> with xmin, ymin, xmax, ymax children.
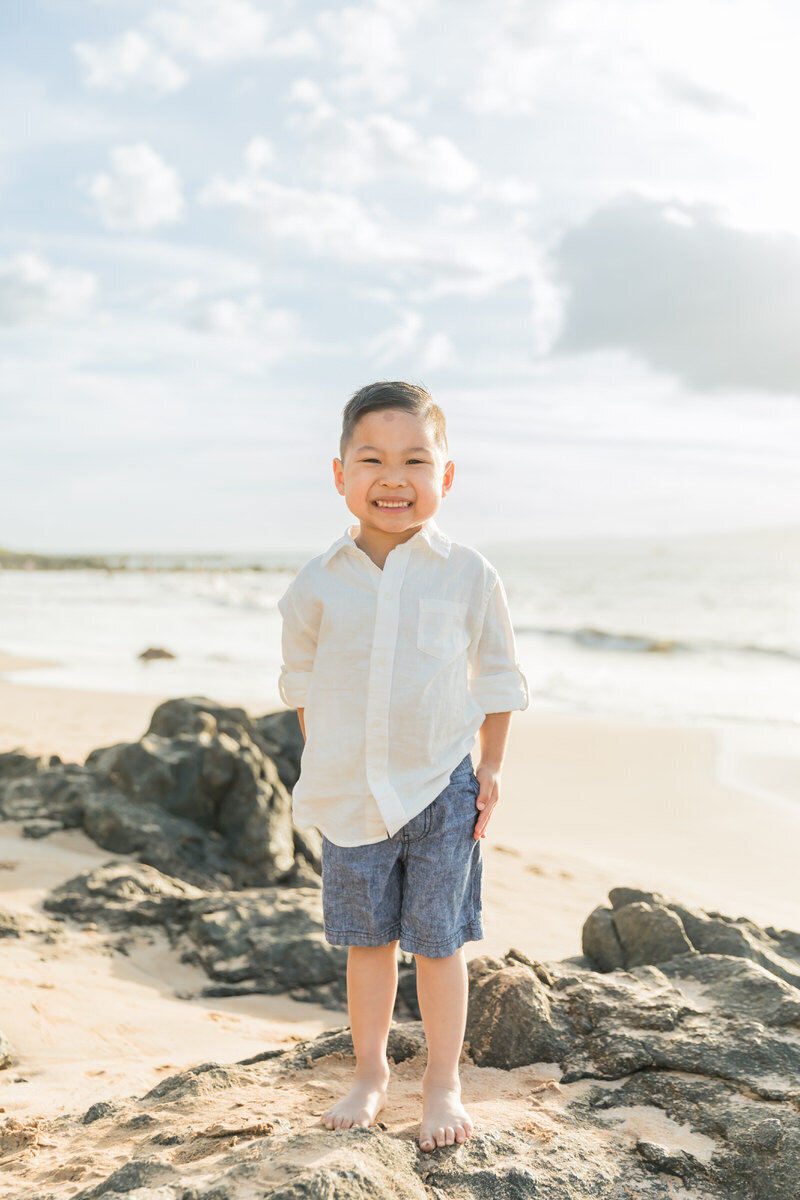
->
<box><xmin>445</xmin><ymin>1126</ymin><xmax>456</xmax><ymax>1144</ymax></box>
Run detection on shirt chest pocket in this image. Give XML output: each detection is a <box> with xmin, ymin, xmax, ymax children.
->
<box><xmin>417</xmin><ymin>598</ymin><xmax>471</xmax><ymax>661</ymax></box>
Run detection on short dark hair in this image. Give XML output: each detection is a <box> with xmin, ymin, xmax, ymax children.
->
<box><xmin>339</xmin><ymin>381</ymin><xmax>448</xmax><ymax>464</ymax></box>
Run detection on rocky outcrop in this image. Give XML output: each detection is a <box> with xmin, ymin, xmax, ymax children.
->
<box><xmin>4</xmin><ymin>706</ymin><xmax>800</xmax><ymax>1198</ymax></box>
<box><xmin>4</xmin><ymin>870</ymin><xmax>800</xmax><ymax>1197</ymax></box>
<box><xmin>0</xmin><ymin>697</ymin><xmax>318</xmax><ymax>890</ymax></box>
<box><xmin>42</xmin><ymin>860</ymin><xmax>354</xmax><ymax>1010</ymax></box>
<box><xmin>6</xmin><ymin>943</ymin><xmax>799</xmax><ymax>1200</ymax></box>
<box><xmin>582</xmin><ymin>885</ymin><xmax>800</xmax><ymax>987</ymax></box>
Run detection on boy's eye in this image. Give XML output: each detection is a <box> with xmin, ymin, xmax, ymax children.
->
<box><xmin>360</xmin><ymin>458</ymin><xmax>426</xmax><ymax>464</ymax></box>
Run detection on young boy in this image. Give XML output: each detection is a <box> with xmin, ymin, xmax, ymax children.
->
<box><xmin>277</xmin><ymin>381</ymin><xmax>529</xmax><ymax>1152</ymax></box>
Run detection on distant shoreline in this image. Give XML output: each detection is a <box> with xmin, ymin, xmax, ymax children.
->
<box><xmin>0</xmin><ymin>550</ymin><xmax>302</xmax><ymax>572</ymax></box>
<box><xmin>3</xmin><ymin>520</ymin><xmax>799</xmax><ymax>572</ymax></box>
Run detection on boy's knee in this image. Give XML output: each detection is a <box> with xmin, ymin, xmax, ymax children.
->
<box><xmin>349</xmin><ymin>940</ymin><xmax>399</xmax><ymax>950</ymax></box>
<box><xmin>413</xmin><ymin>947</ymin><xmax>463</xmax><ymax>963</ymax></box>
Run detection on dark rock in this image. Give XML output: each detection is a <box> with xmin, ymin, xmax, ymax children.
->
<box><xmin>142</xmin><ymin>1061</ymin><xmax>253</xmax><ymax>1102</ymax></box>
<box><xmin>89</xmin><ymin>698</ymin><xmax>296</xmax><ymax>887</ymax></box>
<box><xmin>582</xmin><ymin>905</ymin><xmax>625</xmax><ymax>971</ymax></box>
<box><xmin>465</xmin><ymin>963</ymin><xmax>566</xmax><ymax>1069</ymax></box>
<box><xmin>71</xmin><ymin>1156</ymin><xmax>180</xmax><ymax>1199</ymax></box>
<box><xmin>0</xmin><ymin>759</ymin><xmax>90</xmax><ymax>827</ymax></box>
<box><xmin>82</xmin><ymin>1100</ymin><xmax>120</xmax><ymax>1124</ymax></box>
<box><xmin>0</xmin><ymin>748</ymin><xmax>49</xmax><ymax>780</ymax></box>
<box><xmin>22</xmin><ymin>817</ymin><xmax>65</xmax><ymax>839</ymax></box>
<box><xmin>1</xmin><ymin>697</ymin><xmax>317</xmax><ymax>892</ymax></box>
<box><xmin>466</xmin><ymin>945</ymin><xmax>800</xmax><ymax>1105</ymax></box>
<box><xmin>44</xmin><ymin>861</ymin><xmax>207</xmax><ymax>929</ymax></box>
<box><xmin>0</xmin><ymin>1028</ymin><xmax>15</xmax><ymax>1068</ymax></box>
<box><xmin>183</xmin><ymin>888</ymin><xmax>347</xmax><ymax>999</ymax></box>
<box><xmin>253</xmin><ymin>708</ymin><xmax>305</xmax><ymax>790</ymax></box>
<box><xmin>585</xmin><ymin>887</ymin><xmax>800</xmax><ymax>988</ymax></box>
<box><xmin>0</xmin><ymin>907</ymin><xmax>57</xmax><ymax>939</ymax></box>
<box><xmin>611</xmin><ymin>900</ymin><xmax>694</xmax><ymax>967</ymax></box>
<box><xmin>138</xmin><ymin>646</ymin><xmax>176</xmax><ymax>660</ymax></box>
<box><xmin>42</xmin><ymin>861</ymin><xmax>421</xmax><ymax>1015</ymax></box>
<box><xmin>80</xmin><ymin>787</ymin><xmax>240</xmax><ymax>891</ymax></box>
<box><xmin>265</xmin><ymin>1019</ymin><xmax>427</xmax><ymax>1071</ymax></box>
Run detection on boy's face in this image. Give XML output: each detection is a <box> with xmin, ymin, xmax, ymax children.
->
<box><xmin>333</xmin><ymin>408</ymin><xmax>454</xmax><ymax>538</ymax></box>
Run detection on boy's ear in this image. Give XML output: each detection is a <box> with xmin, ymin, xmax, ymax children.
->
<box><xmin>333</xmin><ymin>457</ymin><xmax>345</xmax><ymax>493</ymax></box>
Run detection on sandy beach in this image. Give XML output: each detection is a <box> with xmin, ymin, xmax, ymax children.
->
<box><xmin>2</xmin><ymin>648</ymin><xmax>800</xmax><ymax>1176</ymax></box>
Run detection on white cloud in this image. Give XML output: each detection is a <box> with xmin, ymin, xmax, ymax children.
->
<box><xmin>366</xmin><ymin>309</ymin><xmax>422</xmax><ymax>362</ymax></box>
<box><xmin>147</xmin><ymin>0</ymin><xmax>271</xmax><ymax>64</ymax></box>
<box><xmin>87</xmin><ymin>144</ymin><xmax>185</xmax><ymax>231</ymax></box>
<box><xmin>0</xmin><ymin>253</ymin><xmax>97</xmax><ymax>324</ymax></box>
<box><xmin>243</xmin><ymin>136</ymin><xmax>275</xmax><ymax>172</ymax></box>
<box><xmin>190</xmin><ymin>293</ymin><xmax>299</xmax><ymax>342</ymax></box>
<box><xmin>265</xmin><ymin>29</ymin><xmax>320</xmax><ymax>59</ymax></box>
<box><xmin>419</xmin><ymin>330</ymin><xmax>455</xmax><ymax>371</ymax></box>
<box><xmin>74</xmin><ymin>31</ymin><xmax>187</xmax><ymax>94</ymax></box>
<box><xmin>288</xmin><ymin>80</ymin><xmax>479</xmax><ymax>193</ymax></box>
<box><xmin>200</xmin><ymin>142</ymin><xmax>535</xmax><ymax>297</ymax></box>
<box><xmin>366</xmin><ymin>309</ymin><xmax>455</xmax><ymax>371</ymax></box>
<box><xmin>468</xmin><ymin>22</ymin><xmax>555</xmax><ymax>114</ymax></box>
<box><xmin>317</xmin><ymin>0</ymin><xmax>426</xmax><ymax>104</ymax></box>
<box><xmin>200</xmin><ymin>170</ymin><xmax>387</xmax><ymax>262</ymax></box>
<box><xmin>552</xmin><ymin>194</ymin><xmax>800</xmax><ymax>394</ymax></box>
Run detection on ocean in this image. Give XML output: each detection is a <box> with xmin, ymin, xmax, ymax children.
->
<box><xmin>1</xmin><ymin>524</ymin><xmax>798</xmax><ymax>804</ymax></box>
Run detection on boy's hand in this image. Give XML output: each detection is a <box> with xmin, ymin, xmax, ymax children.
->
<box><xmin>473</xmin><ymin>765</ymin><xmax>500</xmax><ymax>840</ymax></box>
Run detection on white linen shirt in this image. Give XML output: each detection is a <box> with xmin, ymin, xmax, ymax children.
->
<box><xmin>276</xmin><ymin>517</ymin><xmax>529</xmax><ymax>847</ymax></box>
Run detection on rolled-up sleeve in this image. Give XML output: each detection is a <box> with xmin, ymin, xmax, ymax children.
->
<box><xmin>277</xmin><ymin>577</ymin><xmax>319</xmax><ymax>708</ymax></box>
<box><xmin>468</xmin><ymin>571</ymin><xmax>530</xmax><ymax>715</ymax></box>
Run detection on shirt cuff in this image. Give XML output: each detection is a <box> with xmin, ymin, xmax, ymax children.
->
<box><xmin>468</xmin><ymin>664</ymin><xmax>530</xmax><ymax>714</ymax></box>
<box><xmin>278</xmin><ymin>669</ymin><xmax>312</xmax><ymax>708</ymax></box>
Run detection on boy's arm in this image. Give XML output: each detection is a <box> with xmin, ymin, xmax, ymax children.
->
<box><xmin>277</xmin><ymin>578</ymin><xmax>319</xmax><ymax>727</ymax></box>
<box><xmin>474</xmin><ymin>710</ymin><xmax>513</xmax><ymax>840</ymax></box>
<box><xmin>468</xmin><ymin>570</ymin><xmax>529</xmax><ymax>731</ymax></box>
<box><xmin>469</xmin><ymin>571</ymin><xmax>528</xmax><ymax>840</ymax></box>
<box><xmin>478</xmin><ymin>710</ymin><xmax>511</xmax><ymax>770</ymax></box>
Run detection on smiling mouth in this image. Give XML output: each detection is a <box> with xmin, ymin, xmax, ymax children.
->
<box><xmin>373</xmin><ymin>500</ymin><xmax>412</xmax><ymax>509</ymax></box>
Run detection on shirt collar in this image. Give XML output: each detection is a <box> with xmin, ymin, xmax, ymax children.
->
<box><xmin>320</xmin><ymin>516</ymin><xmax>451</xmax><ymax>568</ymax></box>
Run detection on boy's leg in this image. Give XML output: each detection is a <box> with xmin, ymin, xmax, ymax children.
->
<box><xmin>320</xmin><ymin>940</ymin><xmax>399</xmax><ymax>1130</ymax></box>
<box><xmin>415</xmin><ymin>946</ymin><xmax>474</xmax><ymax>1150</ymax></box>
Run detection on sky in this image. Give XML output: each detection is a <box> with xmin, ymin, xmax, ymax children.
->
<box><xmin>2</xmin><ymin>0</ymin><xmax>800</xmax><ymax>555</ymax></box>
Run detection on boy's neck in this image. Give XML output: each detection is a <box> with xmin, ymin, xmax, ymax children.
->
<box><xmin>354</xmin><ymin>519</ymin><xmax>429</xmax><ymax>570</ymax></box>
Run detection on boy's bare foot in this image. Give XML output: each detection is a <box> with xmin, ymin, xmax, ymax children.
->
<box><xmin>320</xmin><ymin>1066</ymin><xmax>391</xmax><ymax>1130</ymax></box>
<box><xmin>419</xmin><ymin>1076</ymin><xmax>474</xmax><ymax>1150</ymax></box>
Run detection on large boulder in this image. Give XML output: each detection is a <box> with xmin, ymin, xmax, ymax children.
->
<box><xmin>0</xmin><ymin>697</ymin><xmax>319</xmax><ymax>891</ymax></box>
<box><xmin>583</xmin><ymin>886</ymin><xmax>800</xmax><ymax>987</ymax></box>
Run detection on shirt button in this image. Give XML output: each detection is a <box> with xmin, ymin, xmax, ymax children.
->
<box><xmin>371</xmin><ymin>719</ymin><xmax>381</xmax><ymax>728</ymax></box>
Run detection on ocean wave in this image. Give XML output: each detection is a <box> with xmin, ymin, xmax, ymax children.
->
<box><xmin>520</xmin><ymin>624</ymin><xmax>800</xmax><ymax>661</ymax></box>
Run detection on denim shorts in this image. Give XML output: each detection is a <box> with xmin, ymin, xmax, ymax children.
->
<box><xmin>321</xmin><ymin>753</ymin><xmax>484</xmax><ymax>958</ymax></box>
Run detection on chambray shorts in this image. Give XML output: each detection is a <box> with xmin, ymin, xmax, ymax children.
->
<box><xmin>321</xmin><ymin>753</ymin><xmax>484</xmax><ymax>958</ymax></box>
